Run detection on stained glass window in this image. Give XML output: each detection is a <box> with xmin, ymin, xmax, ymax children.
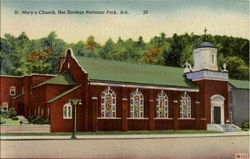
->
<box><xmin>101</xmin><ymin>87</ymin><xmax>116</xmax><ymax>118</ymax></box>
<box><xmin>130</xmin><ymin>89</ymin><xmax>144</xmax><ymax>118</ymax></box>
<box><xmin>156</xmin><ymin>90</ymin><xmax>168</xmax><ymax>118</ymax></box>
<box><xmin>180</xmin><ymin>92</ymin><xmax>191</xmax><ymax>118</ymax></box>
<box><xmin>63</xmin><ymin>102</ymin><xmax>72</xmax><ymax>119</ymax></box>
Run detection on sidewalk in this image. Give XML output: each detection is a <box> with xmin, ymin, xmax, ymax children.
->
<box><xmin>1</xmin><ymin>131</ymin><xmax>249</xmax><ymax>140</ymax></box>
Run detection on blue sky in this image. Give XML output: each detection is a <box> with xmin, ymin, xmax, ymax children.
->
<box><xmin>1</xmin><ymin>0</ymin><xmax>249</xmax><ymax>43</ymax></box>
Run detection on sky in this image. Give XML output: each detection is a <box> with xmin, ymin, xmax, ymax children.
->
<box><xmin>1</xmin><ymin>0</ymin><xmax>249</xmax><ymax>43</ymax></box>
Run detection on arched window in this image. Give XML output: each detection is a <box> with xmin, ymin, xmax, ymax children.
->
<box><xmin>130</xmin><ymin>89</ymin><xmax>144</xmax><ymax>118</ymax></box>
<box><xmin>101</xmin><ymin>87</ymin><xmax>116</xmax><ymax>118</ymax></box>
<box><xmin>63</xmin><ymin>103</ymin><xmax>72</xmax><ymax>119</ymax></box>
<box><xmin>9</xmin><ymin>86</ymin><xmax>16</xmax><ymax>96</ymax></box>
<box><xmin>156</xmin><ymin>90</ymin><xmax>168</xmax><ymax>118</ymax></box>
<box><xmin>180</xmin><ymin>92</ymin><xmax>191</xmax><ymax>118</ymax></box>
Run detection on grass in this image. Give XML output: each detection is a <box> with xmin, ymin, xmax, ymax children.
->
<box><xmin>0</xmin><ymin>130</ymin><xmax>222</xmax><ymax>136</ymax></box>
<box><xmin>0</xmin><ymin>115</ymin><xmax>20</xmax><ymax>125</ymax></box>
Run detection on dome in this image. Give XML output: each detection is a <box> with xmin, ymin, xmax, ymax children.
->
<box><xmin>197</xmin><ymin>41</ymin><xmax>215</xmax><ymax>48</ymax></box>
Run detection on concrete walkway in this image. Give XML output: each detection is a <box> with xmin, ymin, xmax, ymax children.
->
<box><xmin>1</xmin><ymin>131</ymin><xmax>249</xmax><ymax>140</ymax></box>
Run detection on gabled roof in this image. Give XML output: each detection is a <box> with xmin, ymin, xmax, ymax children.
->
<box><xmin>74</xmin><ymin>56</ymin><xmax>195</xmax><ymax>88</ymax></box>
<box><xmin>34</xmin><ymin>72</ymin><xmax>76</xmax><ymax>88</ymax></box>
<box><xmin>47</xmin><ymin>85</ymin><xmax>82</xmax><ymax>103</ymax></box>
<box><xmin>229</xmin><ymin>79</ymin><xmax>249</xmax><ymax>89</ymax></box>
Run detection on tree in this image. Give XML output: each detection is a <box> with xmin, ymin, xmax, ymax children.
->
<box><xmin>98</xmin><ymin>38</ymin><xmax>115</xmax><ymax>59</ymax></box>
<box><xmin>71</xmin><ymin>41</ymin><xmax>86</xmax><ymax>56</ymax></box>
<box><xmin>0</xmin><ymin>32</ymin><xmax>249</xmax><ymax>80</ymax></box>
<box><xmin>223</xmin><ymin>56</ymin><xmax>249</xmax><ymax>80</ymax></box>
<box><xmin>164</xmin><ymin>33</ymin><xmax>183</xmax><ymax>67</ymax></box>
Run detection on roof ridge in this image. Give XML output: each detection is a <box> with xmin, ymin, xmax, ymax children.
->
<box><xmin>75</xmin><ymin>56</ymin><xmax>183</xmax><ymax>70</ymax></box>
<box><xmin>33</xmin><ymin>71</ymin><xmax>76</xmax><ymax>88</ymax></box>
<box><xmin>46</xmin><ymin>85</ymin><xmax>82</xmax><ymax>103</ymax></box>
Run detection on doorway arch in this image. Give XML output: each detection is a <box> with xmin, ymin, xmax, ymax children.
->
<box><xmin>211</xmin><ymin>95</ymin><xmax>225</xmax><ymax>124</ymax></box>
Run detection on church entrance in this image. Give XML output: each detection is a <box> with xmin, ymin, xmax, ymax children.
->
<box><xmin>211</xmin><ymin>95</ymin><xmax>225</xmax><ymax>124</ymax></box>
<box><xmin>213</xmin><ymin>106</ymin><xmax>221</xmax><ymax>124</ymax></box>
<box><xmin>17</xmin><ymin>103</ymin><xmax>24</xmax><ymax>115</ymax></box>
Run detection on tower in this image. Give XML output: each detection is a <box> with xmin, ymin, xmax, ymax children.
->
<box><xmin>193</xmin><ymin>41</ymin><xmax>218</xmax><ymax>71</ymax></box>
<box><xmin>185</xmin><ymin>29</ymin><xmax>229</xmax><ymax>127</ymax></box>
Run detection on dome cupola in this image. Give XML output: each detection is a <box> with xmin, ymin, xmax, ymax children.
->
<box><xmin>193</xmin><ymin>28</ymin><xmax>218</xmax><ymax>71</ymax></box>
<box><xmin>197</xmin><ymin>41</ymin><xmax>215</xmax><ymax>48</ymax></box>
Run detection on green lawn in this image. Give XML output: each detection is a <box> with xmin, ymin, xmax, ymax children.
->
<box><xmin>0</xmin><ymin>130</ymin><xmax>222</xmax><ymax>136</ymax></box>
<box><xmin>0</xmin><ymin>115</ymin><xmax>20</xmax><ymax>125</ymax></box>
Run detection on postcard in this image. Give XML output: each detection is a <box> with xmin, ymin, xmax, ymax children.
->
<box><xmin>0</xmin><ymin>0</ymin><xmax>249</xmax><ymax>159</ymax></box>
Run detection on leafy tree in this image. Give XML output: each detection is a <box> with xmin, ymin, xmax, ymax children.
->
<box><xmin>0</xmin><ymin>32</ymin><xmax>249</xmax><ymax>80</ymax></box>
<box><xmin>223</xmin><ymin>56</ymin><xmax>249</xmax><ymax>80</ymax></box>
<box><xmin>98</xmin><ymin>38</ymin><xmax>115</xmax><ymax>59</ymax></box>
<box><xmin>71</xmin><ymin>41</ymin><xmax>86</xmax><ymax>56</ymax></box>
<box><xmin>164</xmin><ymin>33</ymin><xmax>183</xmax><ymax>66</ymax></box>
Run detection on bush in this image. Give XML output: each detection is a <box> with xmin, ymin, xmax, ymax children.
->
<box><xmin>241</xmin><ymin>121</ymin><xmax>249</xmax><ymax>130</ymax></box>
<box><xmin>0</xmin><ymin>117</ymin><xmax>6</xmax><ymax>124</ymax></box>
<box><xmin>1</xmin><ymin>108</ymin><xmax>17</xmax><ymax>118</ymax></box>
<box><xmin>28</xmin><ymin>115</ymin><xmax>49</xmax><ymax>124</ymax></box>
<box><xmin>8</xmin><ymin>108</ymin><xmax>17</xmax><ymax>118</ymax></box>
<box><xmin>1</xmin><ymin>112</ymin><xmax>9</xmax><ymax>118</ymax></box>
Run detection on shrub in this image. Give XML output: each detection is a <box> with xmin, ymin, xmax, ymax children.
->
<box><xmin>8</xmin><ymin>108</ymin><xmax>17</xmax><ymax>118</ymax></box>
<box><xmin>28</xmin><ymin>115</ymin><xmax>36</xmax><ymax>123</ymax></box>
<box><xmin>0</xmin><ymin>117</ymin><xmax>6</xmax><ymax>124</ymax></box>
<box><xmin>241</xmin><ymin>121</ymin><xmax>249</xmax><ymax>130</ymax></box>
<box><xmin>1</xmin><ymin>112</ymin><xmax>9</xmax><ymax>118</ymax></box>
<box><xmin>28</xmin><ymin>115</ymin><xmax>49</xmax><ymax>124</ymax></box>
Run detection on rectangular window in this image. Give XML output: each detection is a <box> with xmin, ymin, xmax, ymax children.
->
<box><xmin>10</xmin><ymin>86</ymin><xmax>16</xmax><ymax>96</ymax></box>
<box><xmin>1</xmin><ymin>102</ymin><xmax>8</xmax><ymax>112</ymax></box>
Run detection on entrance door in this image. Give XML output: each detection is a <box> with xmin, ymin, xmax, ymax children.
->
<box><xmin>214</xmin><ymin>107</ymin><xmax>221</xmax><ymax>124</ymax></box>
<box><xmin>17</xmin><ymin>103</ymin><xmax>24</xmax><ymax>115</ymax></box>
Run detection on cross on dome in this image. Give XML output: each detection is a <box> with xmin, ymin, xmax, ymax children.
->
<box><xmin>204</xmin><ymin>27</ymin><xmax>208</xmax><ymax>35</ymax></box>
<box><xmin>204</xmin><ymin>27</ymin><xmax>208</xmax><ymax>40</ymax></box>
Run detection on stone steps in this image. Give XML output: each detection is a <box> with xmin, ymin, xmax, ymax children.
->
<box><xmin>16</xmin><ymin>115</ymin><xmax>29</xmax><ymax>124</ymax></box>
<box><xmin>207</xmin><ymin>124</ymin><xmax>241</xmax><ymax>132</ymax></box>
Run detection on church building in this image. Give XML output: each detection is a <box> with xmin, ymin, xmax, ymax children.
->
<box><xmin>0</xmin><ymin>40</ymin><xmax>247</xmax><ymax>132</ymax></box>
